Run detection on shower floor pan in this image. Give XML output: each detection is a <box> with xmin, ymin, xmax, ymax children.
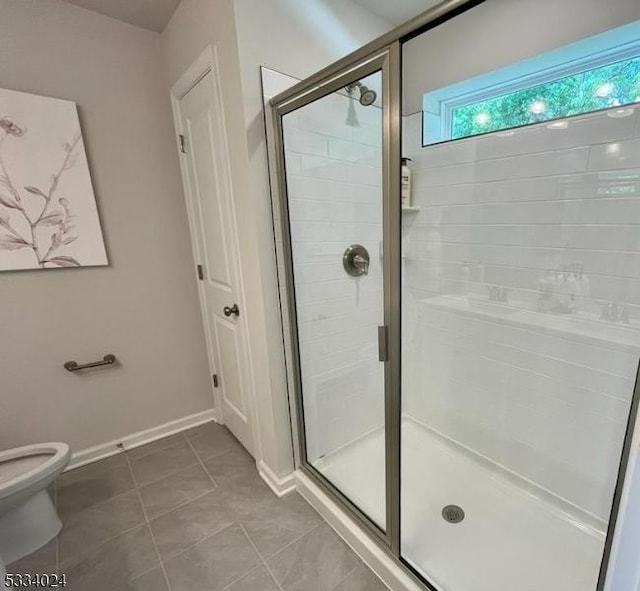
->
<box><xmin>315</xmin><ymin>419</ymin><xmax>605</xmax><ymax>591</ymax></box>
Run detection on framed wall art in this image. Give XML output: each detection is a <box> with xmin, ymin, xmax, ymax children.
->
<box><xmin>0</xmin><ymin>88</ymin><xmax>107</xmax><ymax>271</ymax></box>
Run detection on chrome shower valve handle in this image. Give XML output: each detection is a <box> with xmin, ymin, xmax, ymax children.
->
<box><xmin>343</xmin><ymin>244</ymin><xmax>370</xmax><ymax>277</ymax></box>
<box><xmin>353</xmin><ymin>254</ymin><xmax>369</xmax><ymax>275</ymax></box>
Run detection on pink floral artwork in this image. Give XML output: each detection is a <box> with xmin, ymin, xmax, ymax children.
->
<box><xmin>0</xmin><ymin>88</ymin><xmax>107</xmax><ymax>270</ymax></box>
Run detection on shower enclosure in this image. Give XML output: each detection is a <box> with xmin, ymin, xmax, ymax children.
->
<box><xmin>268</xmin><ymin>1</ymin><xmax>640</xmax><ymax>589</ymax></box>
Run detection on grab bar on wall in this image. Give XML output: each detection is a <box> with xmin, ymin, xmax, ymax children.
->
<box><xmin>64</xmin><ymin>354</ymin><xmax>117</xmax><ymax>372</ymax></box>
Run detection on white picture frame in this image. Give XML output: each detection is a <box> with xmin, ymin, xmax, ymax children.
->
<box><xmin>0</xmin><ymin>88</ymin><xmax>107</xmax><ymax>271</ymax></box>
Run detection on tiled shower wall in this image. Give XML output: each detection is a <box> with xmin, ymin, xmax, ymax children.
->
<box><xmin>402</xmin><ymin>109</ymin><xmax>640</xmax><ymax>520</ymax></box>
<box><xmin>283</xmin><ymin>93</ymin><xmax>384</xmax><ymax>462</ymax></box>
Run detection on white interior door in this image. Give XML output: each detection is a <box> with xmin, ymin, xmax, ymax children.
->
<box><xmin>176</xmin><ymin>69</ymin><xmax>254</xmax><ymax>454</ymax></box>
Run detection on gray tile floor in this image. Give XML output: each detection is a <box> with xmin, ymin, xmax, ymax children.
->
<box><xmin>8</xmin><ymin>422</ymin><xmax>388</xmax><ymax>591</ymax></box>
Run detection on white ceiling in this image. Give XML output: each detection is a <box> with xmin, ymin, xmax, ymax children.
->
<box><xmin>65</xmin><ymin>0</ymin><xmax>446</xmax><ymax>33</ymax></box>
<box><xmin>64</xmin><ymin>0</ymin><xmax>182</xmax><ymax>32</ymax></box>
<box><xmin>352</xmin><ymin>0</ymin><xmax>442</xmax><ymax>26</ymax></box>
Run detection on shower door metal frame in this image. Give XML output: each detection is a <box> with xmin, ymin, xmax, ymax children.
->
<box><xmin>269</xmin><ymin>46</ymin><xmax>402</xmax><ymax>552</ymax></box>
<box><xmin>267</xmin><ymin>0</ymin><xmax>640</xmax><ymax>589</ymax></box>
<box><xmin>268</xmin><ymin>3</ymin><xmax>487</xmax><ymax>579</ymax></box>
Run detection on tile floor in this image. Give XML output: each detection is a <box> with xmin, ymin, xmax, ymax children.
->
<box><xmin>7</xmin><ymin>422</ymin><xmax>388</xmax><ymax>591</ymax></box>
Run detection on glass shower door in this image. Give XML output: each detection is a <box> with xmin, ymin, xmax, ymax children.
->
<box><xmin>400</xmin><ymin>4</ymin><xmax>640</xmax><ymax>590</ymax></box>
<box><xmin>279</xmin><ymin>68</ymin><xmax>387</xmax><ymax>529</ymax></box>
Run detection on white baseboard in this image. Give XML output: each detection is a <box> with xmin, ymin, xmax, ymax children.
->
<box><xmin>67</xmin><ymin>408</ymin><xmax>218</xmax><ymax>470</ymax></box>
<box><xmin>258</xmin><ymin>461</ymin><xmax>296</xmax><ymax>497</ymax></box>
<box><xmin>295</xmin><ymin>471</ymin><xmax>424</xmax><ymax>591</ymax></box>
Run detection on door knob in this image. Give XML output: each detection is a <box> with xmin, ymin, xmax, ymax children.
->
<box><xmin>223</xmin><ymin>304</ymin><xmax>240</xmax><ymax>317</ymax></box>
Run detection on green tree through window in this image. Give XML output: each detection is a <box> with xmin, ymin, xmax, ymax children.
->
<box><xmin>451</xmin><ymin>56</ymin><xmax>640</xmax><ymax>139</ymax></box>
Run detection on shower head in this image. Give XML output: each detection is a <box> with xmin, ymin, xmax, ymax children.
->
<box><xmin>345</xmin><ymin>82</ymin><xmax>377</xmax><ymax>107</ymax></box>
<box><xmin>359</xmin><ymin>85</ymin><xmax>377</xmax><ymax>107</ymax></box>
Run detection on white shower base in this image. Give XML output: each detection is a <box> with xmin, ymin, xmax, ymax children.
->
<box><xmin>314</xmin><ymin>419</ymin><xmax>606</xmax><ymax>591</ymax></box>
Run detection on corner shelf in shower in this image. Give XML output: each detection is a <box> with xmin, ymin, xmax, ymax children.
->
<box><xmin>402</xmin><ymin>206</ymin><xmax>421</xmax><ymax>213</ymax></box>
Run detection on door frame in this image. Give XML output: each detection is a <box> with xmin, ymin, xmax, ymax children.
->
<box><xmin>169</xmin><ymin>46</ymin><xmax>260</xmax><ymax>458</ymax></box>
<box><xmin>270</xmin><ymin>46</ymin><xmax>403</xmax><ymax>554</ymax></box>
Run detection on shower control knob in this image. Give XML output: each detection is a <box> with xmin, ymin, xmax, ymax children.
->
<box><xmin>223</xmin><ymin>304</ymin><xmax>240</xmax><ymax>317</ymax></box>
<box><xmin>343</xmin><ymin>244</ymin><xmax>370</xmax><ymax>277</ymax></box>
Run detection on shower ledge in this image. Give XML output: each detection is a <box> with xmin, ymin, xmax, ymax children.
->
<box><xmin>419</xmin><ymin>294</ymin><xmax>640</xmax><ymax>351</ymax></box>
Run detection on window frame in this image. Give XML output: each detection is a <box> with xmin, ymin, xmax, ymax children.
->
<box><xmin>421</xmin><ymin>21</ymin><xmax>640</xmax><ymax>146</ymax></box>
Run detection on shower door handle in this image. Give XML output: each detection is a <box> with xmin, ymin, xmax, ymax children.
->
<box><xmin>223</xmin><ymin>304</ymin><xmax>240</xmax><ymax>317</ymax></box>
<box><xmin>378</xmin><ymin>325</ymin><xmax>388</xmax><ymax>362</ymax></box>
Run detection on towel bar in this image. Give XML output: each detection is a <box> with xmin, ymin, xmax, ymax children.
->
<box><xmin>64</xmin><ymin>354</ymin><xmax>116</xmax><ymax>372</ymax></box>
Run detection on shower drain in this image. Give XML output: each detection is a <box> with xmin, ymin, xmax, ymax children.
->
<box><xmin>442</xmin><ymin>505</ymin><xmax>465</xmax><ymax>524</ymax></box>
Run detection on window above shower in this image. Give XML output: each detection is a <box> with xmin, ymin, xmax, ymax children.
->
<box><xmin>421</xmin><ymin>20</ymin><xmax>640</xmax><ymax>146</ymax></box>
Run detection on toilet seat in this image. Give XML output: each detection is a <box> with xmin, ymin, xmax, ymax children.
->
<box><xmin>0</xmin><ymin>454</ymin><xmax>52</xmax><ymax>486</ymax></box>
<box><xmin>0</xmin><ymin>443</ymin><xmax>70</xmax><ymax>501</ymax></box>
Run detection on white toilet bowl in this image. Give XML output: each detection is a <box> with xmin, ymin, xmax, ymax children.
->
<box><xmin>0</xmin><ymin>443</ymin><xmax>70</xmax><ymax>575</ymax></box>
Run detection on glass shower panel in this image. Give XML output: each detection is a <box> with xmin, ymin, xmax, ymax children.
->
<box><xmin>281</xmin><ymin>72</ymin><xmax>386</xmax><ymax>528</ymax></box>
<box><xmin>401</xmin><ymin>3</ymin><xmax>640</xmax><ymax>590</ymax></box>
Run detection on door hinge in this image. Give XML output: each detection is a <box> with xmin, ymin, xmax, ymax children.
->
<box><xmin>179</xmin><ymin>134</ymin><xmax>187</xmax><ymax>154</ymax></box>
<box><xmin>213</xmin><ymin>374</ymin><xmax>219</xmax><ymax>388</ymax></box>
<box><xmin>378</xmin><ymin>325</ymin><xmax>389</xmax><ymax>362</ymax></box>
<box><xmin>197</xmin><ymin>264</ymin><xmax>204</xmax><ymax>280</ymax></box>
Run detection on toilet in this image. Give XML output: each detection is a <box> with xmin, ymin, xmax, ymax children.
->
<box><xmin>0</xmin><ymin>443</ymin><xmax>70</xmax><ymax>574</ymax></box>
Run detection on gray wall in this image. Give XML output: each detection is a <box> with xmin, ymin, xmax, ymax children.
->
<box><xmin>0</xmin><ymin>0</ymin><xmax>212</xmax><ymax>452</ymax></box>
<box><xmin>402</xmin><ymin>0</ymin><xmax>640</xmax><ymax>114</ymax></box>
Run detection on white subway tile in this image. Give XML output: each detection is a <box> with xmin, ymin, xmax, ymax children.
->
<box><xmin>291</xmin><ymin>220</ymin><xmax>382</xmax><ymax>243</ymax></box>
<box><xmin>289</xmin><ymin>199</ymin><xmax>381</xmax><ymax>223</ymax></box>
<box><xmin>292</xmin><ymin>93</ymin><xmax>640</xmax><ymax>513</ymax></box>
<box><xmin>299</xmin><ymin>154</ymin><xmax>352</xmax><ymax>182</ymax></box>
<box><xmin>296</xmin><ymin>94</ymin><xmax>352</xmax><ymax>141</ymax></box>
<box><xmin>328</xmin><ymin>137</ymin><xmax>380</xmax><ymax>163</ymax></box>
<box><xmin>295</xmin><ymin>277</ymin><xmax>382</xmax><ymax>305</ymax></box>
<box><xmin>284</xmin><ymin>127</ymin><xmax>329</xmax><ymax>157</ymax></box>
<box><xmin>588</xmin><ymin>137</ymin><xmax>640</xmax><ymax>171</ymax></box>
<box><xmin>284</xmin><ymin>150</ymin><xmax>301</xmax><ymax>175</ymax></box>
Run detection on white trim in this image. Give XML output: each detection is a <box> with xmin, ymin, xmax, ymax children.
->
<box><xmin>171</xmin><ymin>47</ymin><xmax>215</xmax><ymax>101</ymax></box>
<box><xmin>66</xmin><ymin>409</ymin><xmax>218</xmax><ymax>470</ymax></box>
<box><xmin>169</xmin><ymin>46</ymin><xmax>263</xmax><ymax>463</ymax></box>
<box><xmin>261</xmin><ymin>67</ymin><xmax>303</xmax><ymax>471</ymax></box>
<box><xmin>422</xmin><ymin>19</ymin><xmax>640</xmax><ymax>145</ymax></box>
<box><xmin>295</xmin><ymin>471</ymin><xmax>423</xmax><ymax>591</ymax></box>
<box><xmin>205</xmin><ymin>47</ymin><xmax>263</xmax><ymax>465</ymax></box>
<box><xmin>170</xmin><ymin>46</ymin><xmax>221</xmax><ymax>416</ymax></box>
<box><xmin>258</xmin><ymin>461</ymin><xmax>296</xmax><ymax>497</ymax></box>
